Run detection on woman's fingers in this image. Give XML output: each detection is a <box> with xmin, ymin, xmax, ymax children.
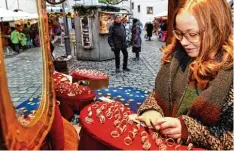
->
<box><xmin>135</xmin><ymin>116</ymin><xmax>144</xmax><ymax>121</ymax></box>
<box><xmin>150</xmin><ymin>116</ymin><xmax>158</xmax><ymax>126</ymax></box>
<box><xmin>167</xmin><ymin>134</ymin><xmax>181</xmax><ymax>139</ymax></box>
<box><xmin>155</xmin><ymin>117</ymin><xmax>179</xmax><ymax>130</ymax></box>
<box><xmin>160</xmin><ymin>127</ymin><xmax>180</xmax><ymax>135</ymax></box>
<box><xmin>145</xmin><ymin>119</ymin><xmax>152</xmax><ymax>127</ymax></box>
<box><xmin>136</xmin><ymin>116</ymin><xmax>151</xmax><ymax>127</ymax></box>
<box><xmin>154</xmin><ymin>118</ymin><xmax>167</xmax><ymax>130</ymax></box>
<box><xmin>155</xmin><ymin>118</ymin><xmax>167</xmax><ymax>126</ymax></box>
<box><xmin>160</xmin><ymin>121</ymin><xmax>177</xmax><ymax>130</ymax></box>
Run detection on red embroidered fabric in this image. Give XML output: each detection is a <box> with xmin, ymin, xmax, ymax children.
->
<box><xmin>53</xmin><ymin>72</ymin><xmax>95</xmax><ymax>120</ymax></box>
<box><xmin>55</xmin><ymin>82</ymin><xmax>95</xmax><ymax>101</ymax></box>
<box><xmin>71</xmin><ymin>69</ymin><xmax>109</xmax><ymax>80</ymax></box>
<box><xmin>79</xmin><ymin>102</ymin><xmax>204</xmax><ymax>150</ymax></box>
<box><xmin>53</xmin><ymin>72</ymin><xmax>70</xmax><ymax>84</ymax></box>
<box><xmin>53</xmin><ymin>72</ymin><xmax>95</xmax><ymax>101</ymax></box>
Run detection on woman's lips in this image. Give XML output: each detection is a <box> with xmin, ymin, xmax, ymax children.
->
<box><xmin>185</xmin><ymin>48</ymin><xmax>195</xmax><ymax>52</ymax></box>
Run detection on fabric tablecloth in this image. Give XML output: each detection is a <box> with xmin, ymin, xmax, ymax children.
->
<box><xmin>79</xmin><ymin>100</ymin><xmax>203</xmax><ymax>150</ymax></box>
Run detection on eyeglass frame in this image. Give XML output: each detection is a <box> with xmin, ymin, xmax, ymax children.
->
<box><xmin>172</xmin><ymin>28</ymin><xmax>204</xmax><ymax>43</ymax></box>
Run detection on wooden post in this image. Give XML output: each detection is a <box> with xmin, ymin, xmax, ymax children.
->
<box><xmin>167</xmin><ymin>0</ymin><xmax>180</xmax><ymax>45</ymax></box>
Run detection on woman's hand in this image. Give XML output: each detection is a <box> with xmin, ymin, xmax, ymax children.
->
<box><xmin>136</xmin><ymin>110</ymin><xmax>162</xmax><ymax>128</ymax></box>
<box><xmin>155</xmin><ymin>117</ymin><xmax>182</xmax><ymax>139</ymax></box>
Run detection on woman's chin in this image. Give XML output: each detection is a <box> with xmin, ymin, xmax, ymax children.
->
<box><xmin>186</xmin><ymin>51</ymin><xmax>198</xmax><ymax>58</ymax></box>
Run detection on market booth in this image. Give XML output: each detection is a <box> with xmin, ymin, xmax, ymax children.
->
<box><xmin>73</xmin><ymin>5</ymin><xmax>129</xmax><ymax>61</ymax></box>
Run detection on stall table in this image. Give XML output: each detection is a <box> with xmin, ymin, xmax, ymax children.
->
<box><xmin>79</xmin><ymin>87</ymin><xmax>203</xmax><ymax>150</ymax></box>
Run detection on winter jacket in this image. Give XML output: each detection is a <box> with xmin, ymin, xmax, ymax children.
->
<box><xmin>131</xmin><ymin>21</ymin><xmax>142</xmax><ymax>48</ymax></box>
<box><xmin>108</xmin><ymin>22</ymin><xmax>127</xmax><ymax>50</ymax></box>
<box><xmin>145</xmin><ymin>22</ymin><xmax>153</xmax><ymax>37</ymax></box>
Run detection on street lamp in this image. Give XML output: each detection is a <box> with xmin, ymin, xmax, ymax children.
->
<box><xmin>62</xmin><ymin>2</ymin><xmax>71</xmax><ymax>56</ymax></box>
<box><xmin>45</xmin><ymin>0</ymin><xmax>71</xmax><ymax>56</ymax></box>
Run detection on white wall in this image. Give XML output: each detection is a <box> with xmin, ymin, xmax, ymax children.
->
<box><xmin>114</xmin><ymin>0</ymin><xmax>168</xmax><ymax>26</ymax></box>
<box><xmin>131</xmin><ymin>0</ymin><xmax>168</xmax><ymax>26</ymax></box>
<box><xmin>116</xmin><ymin>0</ymin><xmax>131</xmax><ymax>11</ymax></box>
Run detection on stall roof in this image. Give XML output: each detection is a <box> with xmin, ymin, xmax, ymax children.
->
<box><xmin>155</xmin><ymin>11</ymin><xmax>168</xmax><ymax>17</ymax></box>
<box><xmin>0</xmin><ymin>8</ymin><xmax>38</xmax><ymax>22</ymax></box>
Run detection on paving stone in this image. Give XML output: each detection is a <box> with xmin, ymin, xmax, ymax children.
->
<box><xmin>4</xmin><ymin>35</ymin><xmax>164</xmax><ymax>107</ymax></box>
<box><xmin>12</xmin><ymin>98</ymin><xmax>21</xmax><ymax>102</ymax></box>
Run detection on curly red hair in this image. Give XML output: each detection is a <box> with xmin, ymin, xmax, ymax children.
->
<box><xmin>162</xmin><ymin>0</ymin><xmax>233</xmax><ymax>82</ymax></box>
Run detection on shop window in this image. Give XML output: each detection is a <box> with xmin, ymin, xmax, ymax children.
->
<box><xmin>132</xmin><ymin>2</ymin><xmax>134</xmax><ymax>9</ymax></box>
<box><xmin>99</xmin><ymin>12</ymin><xmax>129</xmax><ymax>34</ymax></box>
<box><xmin>99</xmin><ymin>12</ymin><xmax>114</xmax><ymax>34</ymax></box>
<box><xmin>147</xmin><ymin>7</ymin><xmax>153</xmax><ymax>14</ymax></box>
<box><xmin>80</xmin><ymin>17</ymin><xmax>93</xmax><ymax>49</ymax></box>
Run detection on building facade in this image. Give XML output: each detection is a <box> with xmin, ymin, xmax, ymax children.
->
<box><xmin>129</xmin><ymin>0</ymin><xmax>168</xmax><ymax>26</ymax></box>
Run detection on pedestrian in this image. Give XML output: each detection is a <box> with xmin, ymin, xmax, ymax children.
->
<box><xmin>136</xmin><ymin>0</ymin><xmax>233</xmax><ymax>150</ymax></box>
<box><xmin>160</xmin><ymin>19</ymin><xmax>168</xmax><ymax>32</ymax></box>
<box><xmin>10</xmin><ymin>25</ymin><xmax>21</xmax><ymax>54</ymax></box>
<box><xmin>19</xmin><ymin>32</ymin><xmax>27</xmax><ymax>51</ymax></box>
<box><xmin>108</xmin><ymin>14</ymin><xmax>130</xmax><ymax>73</ymax></box>
<box><xmin>23</xmin><ymin>24</ymin><xmax>32</xmax><ymax>49</ymax></box>
<box><xmin>153</xmin><ymin>18</ymin><xmax>159</xmax><ymax>36</ymax></box>
<box><xmin>145</xmin><ymin>20</ymin><xmax>154</xmax><ymax>41</ymax></box>
<box><xmin>6</xmin><ymin>27</ymin><xmax>15</xmax><ymax>52</ymax></box>
<box><xmin>131</xmin><ymin>18</ymin><xmax>142</xmax><ymax>61</ymax></box>
<box><xmin>158</xmin><ymin>19</ymin><xmax>168</xmax><ymax>42</ymax></box>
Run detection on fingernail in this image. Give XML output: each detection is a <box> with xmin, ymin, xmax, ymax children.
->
<box><xmin>155</xmin><ymin>126</ymin><xmax>160</xmax><ymax>130</ymax></box>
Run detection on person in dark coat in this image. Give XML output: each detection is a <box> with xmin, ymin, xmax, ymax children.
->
<box><xmin>23</xmin><ymin>24</ymin><xmax>31</xmax><ymax>49</ymax></box>
<box><xmin>160</xmin><ymin>20</ymin><xmax>168</xmax><ymax>32</ymax></box>
<box><xmin>131</xmin><ymin>18</ymin><xmax>142</xmax><ymax>61</ymax></box>
<box><xmin>108</xmin><ymin>14</ymin><xmax>131</xmax><ymax>73</ymax></box>
<box><xmin>145</xmin><ymin>21</ymin><xmax>154</xmax><ymax>40</ymax></box>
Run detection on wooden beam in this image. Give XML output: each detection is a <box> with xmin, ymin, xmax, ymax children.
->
<box><xmin>167</xmin><ymin>0</ymin><xmax>180</xmax><ymax>45</ymax></box>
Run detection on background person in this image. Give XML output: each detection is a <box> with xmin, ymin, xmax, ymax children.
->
<box><xmin>145</xmin><ymin>20</ymin><xmax>154</xmax><ymax>41</ymax></box>
<box><xmin>108</xmin><ymin>14</ymin><xmax>131</xmax><ymax>73</ymax></box>
<box><xmin>10</xmin><ymin>25</ymin><xmax>21</xmax><ymax>54</ymax></box>
<box><xmin>131</xmin><ymin>18</ymin><xmax>142</xmax><ymax>61</ymax></box>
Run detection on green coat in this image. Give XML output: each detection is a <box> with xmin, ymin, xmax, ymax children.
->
<box><xmin>10</xmin><ymin>30</ymin><xmax>20</xmax><ymax>44</ymax></box>
<box><xmin>20</xmin><ymin>33</ymin><xmax>27</xmax><ymax>46</ymax></box>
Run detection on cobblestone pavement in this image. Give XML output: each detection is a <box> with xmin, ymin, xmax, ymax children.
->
<box><xmin>4</xmin><ymin>35</ymin><xmax>164</xmax><ymax>107</ymax></box>
<box><xmin>4</xmin><ymin>48</ymin><xmax>43</xmax><ymax>107</ymax></box>
<box><xmin>54</xmin><ymin>35</ymin><xmax>165</xmax><ymax>92</ymax></box>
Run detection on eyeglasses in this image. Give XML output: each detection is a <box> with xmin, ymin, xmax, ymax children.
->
<box><xmin>172</xmin><ymin>29</ymin><xmax>202</xmax><ymax>43</ymax></box>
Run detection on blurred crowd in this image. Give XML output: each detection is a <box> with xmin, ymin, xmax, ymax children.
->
<box><xmin>2</xmin><ymin>22</ymin><xmax>39</xmax><ymax>54</ymax></box>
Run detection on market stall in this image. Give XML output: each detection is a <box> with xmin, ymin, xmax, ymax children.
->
<box><xmin>0</xmin><ymin>8</ymin><xmax>39</xmax><ymax>54</ymax></box>
<box><xmin>73</xmin><ymin>5</ymin><xmax>129</xmax><ymax>61</ymax></box>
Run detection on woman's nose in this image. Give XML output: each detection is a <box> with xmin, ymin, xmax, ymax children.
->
<box><xmin>180</xmin><ymin>36</ymin><xmax>190</xmax><ymax>46</ymax></box>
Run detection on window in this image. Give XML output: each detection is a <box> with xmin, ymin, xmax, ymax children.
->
<box><xmin>131</xmin><ymin>2</ymin><xmax>134</xmax><ymax>9</ymax></box>
<box><xmin>147</xmin><ymin>7</ymin><xmax>153</xmax><ymax>14</ymax></box>
<box><xmin>138</xmin><ymin>5</ymin><xmax>140</xmax><ymax>12</ymax></box>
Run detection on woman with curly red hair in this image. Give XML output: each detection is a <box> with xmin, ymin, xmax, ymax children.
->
<box><xmin>136</xmin><ymin>0</ymin><xmax>233</xmax><ymax>149</ymax></box>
